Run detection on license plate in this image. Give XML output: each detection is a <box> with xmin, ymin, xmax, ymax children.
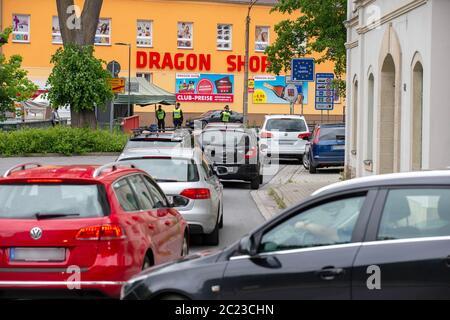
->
<box><xmin>279</xmin><ymin>140</ymin><xmax>294</xmax><ymax>145</ymax></box>
<box><xmin>10</xmin><ymin>248</ymin><xmax>66</xmax><ymax>262</ymax></box>
<box><xmin>332</xmin><ymin>145</ymin><xmax>345</xmax><ymax>150</ymax></box>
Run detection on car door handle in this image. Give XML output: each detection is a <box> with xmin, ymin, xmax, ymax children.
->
<box><xmin>316</xmin><ymin>266</ymin><xmax>345</xmax><ymax>280</ymax></box>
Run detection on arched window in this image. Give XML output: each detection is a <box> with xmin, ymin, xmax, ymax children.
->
<box><xmin>366</xmin><ymin>73</ymin><xmax>375</xmax><ymax>163</ymax></box>
<box><xmin>412</xmin><ymin>61</ymin><xmax>423</xmax><ymax>171</ymax></box>
<box><xmin>351</xmin><ymin>77</ymin><xmax>358</xmax><ymax>154</ymax></box>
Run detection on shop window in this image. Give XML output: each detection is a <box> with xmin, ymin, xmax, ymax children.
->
<box><xmin>136</xmin><ymin>72</ymin><xmax>152</xmax><ymax>83</ymax></box>
<box><xmin>52</xmin><ymin>16</ymin><xmax>62</xmax><ymax>44</ymax></box>
<box><xmin>177</xmin><ymin>22</ymin><xmax>193</xmax><ymax>49</ymax></box>
<box><xmin>217</xmin><ymin>24</ymin><xmax>232</xmax><ymax>51</ymax></box>
<box><xmin>137</xmin><ymin>20</ymin><xmax>152</xmax><ymax>48</ymax></box>
<box><xmin>95</xmin><ymin>18</ymin><xmax>111</xmax><ymax>46</ymax></box>
<box><xmin>12</xmin><ymin>14</ymin><xmax>30</xmax><ymax>43</ymax></box>
<box><xmin>255</xmin><ymin>26</ymin><xmax>269</xmax><ymax>52</ymax></box>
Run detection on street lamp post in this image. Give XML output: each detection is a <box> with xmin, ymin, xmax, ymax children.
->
<box><xmin>243</xmin><ymin>0</ymin><xmax>258</xmax><ymax>127</ymax></box>
<box><xmin>115</xmin><ymin>42</ymin><xmax>132</xmax><ymax>117</ymax></box>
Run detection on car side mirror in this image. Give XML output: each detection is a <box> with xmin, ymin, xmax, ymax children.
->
<box><xmin>237</xmin><ymin>235</ymin><xmax>257</xmax><ymax>256</ymax></box>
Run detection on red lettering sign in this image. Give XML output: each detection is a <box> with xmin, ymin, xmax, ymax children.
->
<box><xmin>136</xmin><ymin>51</ymin><xmax>268</xmax><ymax>73</ymax></box>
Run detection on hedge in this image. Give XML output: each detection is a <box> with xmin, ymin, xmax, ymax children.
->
<box><xmin>0</xmin><ymin>127</ymin><xmax>128</xmax><ymax>156</ymax></box>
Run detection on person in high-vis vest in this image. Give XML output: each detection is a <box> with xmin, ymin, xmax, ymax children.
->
<box><xmin>173</xmin><ymin>103</ymin><xmax>184</xmax><ymax>129</ymax></box>
<box><xmin>156</xmin><ymin>105</ymin><xmax>166</xmax><ymax>132</ymax></box>
<box><xmin>220</xmin><ymin>105</ymin><xmax>232</xmax><ymax>123</ymax></box>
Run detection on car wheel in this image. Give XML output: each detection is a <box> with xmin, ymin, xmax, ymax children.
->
<box><xmin>250</xmin><ymin>177</ymin><xmax>260</xmax><ymax>190</ymax></box>
<box><xmin>159</xmin><ymin>294</ymin><xmax>189</xmax><ymax>300</ymax></box>
<box><xmin>259</xmin><ymin>174</ymin><xmax>264</xmax><ymax>185</ymax></box>
<box><xmin>181</xmin><ymin>232</ymin><xmax>189</xmax><ymax>257</ymax></box>
<box><xmin>218</xmin><ymin>208</ymin><xmax>224</xmax><ymax>229</ymax></box>
<box><xmin>309</xmin><ymin>158</ymin><xmax>317</xmax><ymax>174</ymax></box>
<box><xmin>142</xmin><ymin>255</ymin><xmax>152</xmax><ymax>270</ymax></box>
<box><xmin>203</xmin><ymin>219</ymin><xmax>219</xmax><ymax>246</ymax></box>
<box><xmin>303</xmin><ymin>153</ymin><xmax>310</xmax><ymax>170</ymax></box>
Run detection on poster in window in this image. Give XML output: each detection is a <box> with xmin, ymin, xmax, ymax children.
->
<box><xmin>255</xmin><ymin>26</ymin><xmax>269</xmax><ymax>52</ymax></box>
<box><xmin>95</xmin><ymin>19</ymin><xmax>111</xmax><ymax>45</ymax></box>
<box><xmin>12</xmin><ymin>14</ymin><xmax>30</xmax><ymax>43</ymax></box>
<box><xmin>177</xmin><ymin>22</ymin><xmax>193</xmax><ymax>49</ymax></box>
<box><xmin>137</xmin><ymin>20</ymin><xmax>152</xmax><ymax>47</ymax></box>
<box><xmin>52</xmin><ymin>16</ymin><xmax>62</xmax><ymax>44</ymax></box>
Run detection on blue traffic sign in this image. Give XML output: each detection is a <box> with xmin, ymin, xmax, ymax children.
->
<box><xmin>315</xmin><ymin>73</ymin><xmax>335</xmax><ymax>111</ymax></box>
<box><xmin>291</xmin><ymin>58</ymin><xmax>315</xmax><ymax>82</ymax></box>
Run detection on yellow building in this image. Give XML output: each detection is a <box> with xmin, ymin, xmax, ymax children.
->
<box><xmin>1</xmin><ymin>0</ymin><xmax>344</xmax><ymax>125</ymax></box>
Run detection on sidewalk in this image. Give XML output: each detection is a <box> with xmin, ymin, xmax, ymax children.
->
<box><xmin>251</xmin><ymin>165</ymin><xmax>341</xmax><ymax>220</ymax></box>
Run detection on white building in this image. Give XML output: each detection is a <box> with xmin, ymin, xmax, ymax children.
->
<box><xmin>345</xmin><ymin>0</ymin><xmax>450</xmax><ymax>178</ymax></box>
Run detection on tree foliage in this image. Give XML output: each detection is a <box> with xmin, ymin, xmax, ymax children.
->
<box><xmin>46</xmin><ymin>44</ymin><xmax>113</xmax><ymax>124</ymax></box>
<box><xmin>0</xmin><ymin>27</ymin><xmax>38</xmax><ymax>121</ymax></box>
<box><xmin>266</xmin><ymin>0</ymin><xmax>347</xmax><ymax>96</ymax></box>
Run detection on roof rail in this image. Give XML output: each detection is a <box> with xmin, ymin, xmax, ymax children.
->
<box><xmin>3</xmin><ymin>163</ymin><xmax>42</xmax><ymax>178</ymax></box>
<box><xmin>93</xmin><ymin>162</ymin><xmax>136</xmax><ymax>178</ymax></box>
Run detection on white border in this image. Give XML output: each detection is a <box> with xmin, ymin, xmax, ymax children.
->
<box><xmin>255</xmin><ymin>25</ymin><xmax>269</xmax><ymax>52</ymax></box>
<box><xmin>12</xmin><ymin>14</ymin><xmax>31</xmax><ymax>44</ymax></box>
<box><xmin>177</xmin><ymin>21</ymin><xmax>194</xmax><ymax>49</ymax></box>
<box><xmin>136</xmin><ymin>19</ymin><xmax>153</xmax><ymax>48</ymax></box>
<box><xmin>217</xmin><ymin>23</ymin><xmax>232</xmax><ymax>51</ymax></box>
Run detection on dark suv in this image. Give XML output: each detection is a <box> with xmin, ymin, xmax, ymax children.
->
<box><xmin>198</xmin><ymin>126</ymin><xmax>262</xmax><ymax>189</ymax></box>
<box><xmin>303</xmin><ymin>123</ymin><xmax>345</xmax><ymax>173</ymax></box>
<box><xmin>186</xmin><ymin>110</ymin><xmax>243</xmax><ymax>129</ymax></box>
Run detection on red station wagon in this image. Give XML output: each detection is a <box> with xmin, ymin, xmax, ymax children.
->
<box><xmin>0</xmin><ymin>163</ymin><xmax>189</xmax><ymax>299</ymax></box>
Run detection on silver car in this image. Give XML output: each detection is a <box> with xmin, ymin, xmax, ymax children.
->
<box><xmin>117</xmin><ymin>148</ymin><xmax>223</xmax><ymax>246</ymax></box>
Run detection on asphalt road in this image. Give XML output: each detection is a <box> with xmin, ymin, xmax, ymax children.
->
<box><xmin>0</xmin><ymin>156</ymin><xmax>278</xmax><ymax>253</ymax></box>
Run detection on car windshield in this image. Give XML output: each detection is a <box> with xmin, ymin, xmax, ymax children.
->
<box><xmin>266</xmin><ymin>119</ymin><xmax>307</xmax><ymax>132</ymax></box>
<box><xmin>320</xmin><ymin>127</ymin><xmax>345</xmax><ymax>140</ymax></box>
<box><xmin>0</xmin><ymin>184</ymin><xmax>108</xmax><ymax>219</ymax></box>
<box><xmin>200</xmin><ymin>130</ymin><xmax>249</xmax><ymax>147</ymax></box>
<box><xmin>125</xmin><ymin>140</ymin><xmax>182</xmax><ymax>149</ymax></box>
<box><xmin>120</xmin><ymin>158</ymin><xmax>199</xmax><ymax>182</ymax></box>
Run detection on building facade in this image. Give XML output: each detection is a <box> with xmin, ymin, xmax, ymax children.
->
<box><xmin>345</xmin><ymin>0</ymin><xmax>450</xmax><ymax>178</ymax></box>
<box><xmin>1</xmin><ymin>0</ymin><xmax>343</xmax><ymax>125</ymax></box>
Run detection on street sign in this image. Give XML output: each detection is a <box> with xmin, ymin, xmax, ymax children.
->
<box><xmin>291</xmin><ymin>58</ymin><xmax>315</xmax><ymax>82</ymax></box>
<box><xmin>315</xmin><ymin>73</ymin><xmax>335</xmax><ymax>111</ymax></box>
<box><xmin>107</xmin><ymin>60</ymin><xmax>121</xmax><ymax>78</ymax></box>
<box><xmin>283</xmin><ymin>83</ymin><xmax>298</xmax><ymax>103</ymax></box>
<box><xmin>108</xmin><ymin>78</ymin><xmax>125</xmax><ymax>94</ymax></box>
<box><xmin>248</xmin><ymin>78</ymin><xmax>254</xmax><ymax>93</ymax></box>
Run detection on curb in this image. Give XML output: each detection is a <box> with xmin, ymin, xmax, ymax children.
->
<box><xmin>0</xmin><ymin>153</ymin><xmax>121</xmax><ymax>158</ymax></box>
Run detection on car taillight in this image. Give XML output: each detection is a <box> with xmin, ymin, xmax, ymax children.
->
<box><xmin>180</xmin><ymin>188</ymin><xmax>211</xmax><ymax>200</ymax></box>
<box><xmin>260</xmin><ymin>131</ymin><xmax>273</xmax><ymax>139</ymax></box>
<box><xmin>245</xmin><ymin>146</ymin><xmax>258</xmax><ymax>159</ymax></box>
<box><xmin>313</xmin><ymin>128</ymin><xmax>321</xmax><ymax>144</ymax></box>
<box><xmin>298</xmin><ymin>132</ymin><xmax>310</xmax><ymax>140</ymax></box>
<box><xmin>76</xmin><ymin>225</ymin><xmax>126</xmax><ymax>241</ymax></box>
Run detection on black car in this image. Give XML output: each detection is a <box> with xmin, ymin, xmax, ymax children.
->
<box><xmin>198</xmin><ymin>126</ymin><xmax>262</xmax><ymax>189</ymax></box>
<box><xmin>121</xmin><ymin>171</ymin><xmax>450</xmax><ymax>300</ymax></box>
<box><xmin>186</xmin><ymin>110</ymin><xmax>243</xmax><ymax>129</ymax></box>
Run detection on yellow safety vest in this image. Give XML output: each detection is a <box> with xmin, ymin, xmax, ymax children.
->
<box><xmin>156</xmin><ymin>110</ymin><xmax>165</xmax><ymax>120</ymax></box>
<box><xmin>173</xmin><ymin>108</ymin><xmax>182</xmax><ymax>119</ymax></box>
<box><xmin>222</xmin><ymin>111</ymin><xmax>231</xmax><ymax>122</ymax></box>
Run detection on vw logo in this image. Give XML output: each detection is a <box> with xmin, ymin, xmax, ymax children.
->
<box><xmin>30</xmin><ymin>227</ymin><xmax>42</xmax><ymax>240</ymax></box>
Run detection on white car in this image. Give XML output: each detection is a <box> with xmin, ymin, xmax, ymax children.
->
<box><xmin>259</xmin><ymin>115</ymin><xmax>310</xmax><ymax>163</ymax></box>
<box><xmin>117</xmin><ymin>148</ymin><xmax>224</xmax><ymax>246</ymax></box>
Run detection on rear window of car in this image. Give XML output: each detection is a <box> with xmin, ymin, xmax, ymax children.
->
<box><xmin>201</xmin><ymin>130</ymin><xmax>251</xmax><ymax>147</ymax></box>
<box><xmin>266</xmin><ymin>118</ymin><xmax>307</xmax><ymax>132</ymax></box>
<box><xmin>319</xmin><ymin>127</ymin><xmax>345</xmax><ymax>140</ymax></box>
<box><xmin>0</xmin><ymin>184</ymin><xmax>109</xmax><ymax>219</ymax></box>
<box><xmin>120</xmin><ymin>158</ymin><xmax>199</xmax><ymax>183</ymax></box>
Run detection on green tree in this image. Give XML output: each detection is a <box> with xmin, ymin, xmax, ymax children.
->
<box><xmin>266</xmin><ymin>0</ymin><xmax>347</xmax><ymax>97</ymax></box>
<box><xmin>46</xmin><ymin>44</ymin><xmax>113</xmax><ymax>128</ymax></box>
<box><xmin>0</xmin><ymin>27</ymin><xmax>38</xmax><ymax>122</ymax></box>
<box><xmin>52</xmin><ymin>0</ymin><xmax>109</xmax><ymax>128</ymax></box>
